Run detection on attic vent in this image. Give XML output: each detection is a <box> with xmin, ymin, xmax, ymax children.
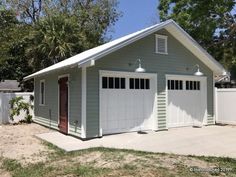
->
<box><xmin>155</xmin><ymin>34</ymin><xmax>168</xmax><ymax>54</ymax></box>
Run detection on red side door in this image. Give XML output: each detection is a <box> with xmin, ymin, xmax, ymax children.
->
<box><xmin>58</xmin><ymin>77</ymin><xmax>68</xmax><ymax>134</ymax></box>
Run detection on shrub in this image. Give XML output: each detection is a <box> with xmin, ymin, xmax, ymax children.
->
<box><xmin>9</xmin><ymin>96</ymin><xmax>34</xmax><ymax>123</ymax></box>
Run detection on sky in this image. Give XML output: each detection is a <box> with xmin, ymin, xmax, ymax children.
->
<box><xmin>109</xmin><ymin>0</ymin><xmax>160</xmax><ymax>40</ymax></box>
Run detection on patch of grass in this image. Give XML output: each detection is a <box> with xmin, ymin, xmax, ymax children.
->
<box><xmin>2</xmin><ymin>159</ymin><xmax>55</xmax><ymax>177</ymax></box>
<box><xmin>64</xmin><ymin>165</ymin><xmax>110</xmax><ymax>177</ymax></box>
<box><xmin>2</xmin><ymin>159</ymin><xmax>21</xmax><ymax>172</ymax></box>
<box><xmin>42</xmin><ymin>141</ymin><xmax>65</xmax><ymax>155</ymax></box>
<box><xmin>122</xmin><ymin>164</ymin><xmax>137</xmax><ymax>170</ymax></box>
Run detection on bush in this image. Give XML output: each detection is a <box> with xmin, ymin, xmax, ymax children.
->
<box><xmin>9</xmin><ymin>96</ymin><xmax>33</xmax><ymax>123</ymax></box>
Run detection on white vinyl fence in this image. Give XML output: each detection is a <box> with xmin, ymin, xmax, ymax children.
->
<box><xmin>216</xmin><ymin>88</ymin><xmax>236</xmax><ymax>125</ymax></box>
<box><xmin>0</xmin><ymin>92</ymin><xmax>34</xmax><ymax>124</ymax></box>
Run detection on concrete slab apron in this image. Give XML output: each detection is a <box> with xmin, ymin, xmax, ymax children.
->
<box><xmin>36</xmin><ymin>126</ymin><xmax>236</xmax><ymax>158</ymax></box>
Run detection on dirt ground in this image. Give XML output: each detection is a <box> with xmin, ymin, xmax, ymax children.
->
<box><xmin>0</xmin><ymin>123</ymin><xmax>53</xmax><ymax>165</ymax></box>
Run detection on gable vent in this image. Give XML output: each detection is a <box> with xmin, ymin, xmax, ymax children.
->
<box><xmin>155</xmin><ymin>34</ymin><xmax>168</xmax><ymax>54</ymax></box>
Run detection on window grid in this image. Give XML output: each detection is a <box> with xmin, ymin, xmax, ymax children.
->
<box><xmin>130</xmin><ymin>78</ymin><xmax>150</xmax><ymax>90</ymax></box>
<box><xmin>168</xmin><ymin>80</ymin><xmax>183</xmax><ymax>90</ymax></box>
<box><xmin>186</xmin><ymin>81</ymin><xmax>200</xmax><ymax>90</ymax></box>
<box><xmin>102</xmin><ymin>77</ymin><xmax>150</xmax><ymax>90</ymax></box>
<box><xmin>102</xmin><ymin>77</ymin><xmax>126</xmax><ymax>89</ymax></box>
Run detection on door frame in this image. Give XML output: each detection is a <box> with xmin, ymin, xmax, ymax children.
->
<box><xmin>99</xmin><ymin>70</ymin><xmax>158</xmax><ymax>136</ymax></box>
<box><xmin>58</xmin><ymin>74</ymin><xmax>70</xmax><ymax>134</ymax></box>
<box><xmin>165</xmin><ymin>74</ymin><xmax>208</xmax><ymax>128</ymax></box>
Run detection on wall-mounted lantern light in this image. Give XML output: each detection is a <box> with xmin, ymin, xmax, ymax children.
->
<box><xmin>194</xmin><ymin>64</ymin><xmax>204</xmax><ymax>76</ymax></box>
<box><xmin>135</xmin><ymin>59</ymin><xmax>146</xmax><ymax>73</ymax></box>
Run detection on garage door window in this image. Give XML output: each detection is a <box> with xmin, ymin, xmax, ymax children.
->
<box><xmin>168</xmin><ymin>80</ymin><xmax>183</xmax><ymax>90</ymax></box>
<box><xmin>102</xmin><ymin>77</ymin><xmax>125</xmax><ymax>89</ymax></box>
<box><xmin>130</xmin><ymin>78</ymin><xmax>150</xmax><ymax>89</ymax></box>
<box><xmin>186</xmin><ymin>81</ymin><xmax>200</xmax><ymax>90</ymax></box>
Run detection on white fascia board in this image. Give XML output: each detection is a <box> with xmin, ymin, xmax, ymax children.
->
<box><xmin>78</xmin><ymin>60</ymin><xmax>95</xmax><ymax>68</ymax></box>
<box><xmin>165</xmin><ymin>22</ymin><xmax>225</xmax><ymax>75</ymax></box>
<box><xmin>24</xmin><ymin>63</ymin><xmax>77</xmax><ymax>80</ymax></box>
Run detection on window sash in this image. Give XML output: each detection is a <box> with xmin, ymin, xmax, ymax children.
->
<box><xmin>40</xmin><ymin>80</ymin><xmax>45</xmax><ymax>105</ymax></box>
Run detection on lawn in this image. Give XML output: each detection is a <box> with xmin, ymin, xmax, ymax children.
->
<box><xmin>1</xmin><ymin>143</ymin><xmax>236</xmax><ymax>177</ymax></box>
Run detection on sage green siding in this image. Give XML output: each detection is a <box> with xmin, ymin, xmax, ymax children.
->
<box><xmin>34</xmin><ymin>67</ymin><xmax>82</xmax><ymax>136</ymax></box>
<box><xmin>86</xmin><ymin>29</ymin><xmax>214</xmax><ymax>138</ymax></box>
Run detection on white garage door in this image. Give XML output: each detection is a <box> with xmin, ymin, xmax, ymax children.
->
<box><xmin>167</xmin><ymin>75</ymin><xmax>207</xmax><ymax>128</ymax></box>
<box><xmin>100</xmin><ymin>71</ymin><xmax>157</xmax><ymax>135</ymax></box>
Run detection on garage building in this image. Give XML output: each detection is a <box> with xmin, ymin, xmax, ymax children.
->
<box><xmin>24</xmin><ymin>20</ymin><xmax>225</xmax><ymax>139</ymax></box>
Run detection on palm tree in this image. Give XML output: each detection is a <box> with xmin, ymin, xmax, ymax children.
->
<box><xmin>26</xmin><ymin>14</ymin><xmax>81</xmax><ymax>71</ymax></box>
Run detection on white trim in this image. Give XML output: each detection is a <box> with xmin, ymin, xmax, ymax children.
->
<box><xmin>78</xmin><ymin>60</ymin><xmax>95</xmax><ymax>68</ymax></box>
<box><xmin>154</xmin><ymin>75</ymin><xmax>158</xmax><ymax>131</ymax></box>
<box><xmin>34</xmin><ymin>78</ymin><xmax>36</xmax><ymax>117</ymax></box>
<box><xmin>217</xmin><ymin>88</ymin><xmax>236</xmax><ymax>92</ymax></box>
<box><xmin>213</xmin><ymin>75</ymin><xmax>216</xmax><ymax>124</ymax></box>
<box><xmin>155</xmin><ymin>34</ymin><xmax>168</xmax><ymax>54</ymax></box>
<box><xmin>166</xmin><ymin>74</ymin><xmax>207</xmax><ymax>81</ymax></box>
<box><xmin>99</xmin><ymin>73</ymin><xmax>102</xmax><ymax>136</ymax></box>
<box><xmin>99</xmin><ymin>70</ymin><xmax>158</xmax><ymax>136</ymax></box>
<box><xmin>81</xmin><ymin>67</ymin><xmax>87</xmax><ymax>138</ymax></box>
<box><xmin>39</xmin><ymin>79</ymin><xmax>45</xmax><ymax>106</ymax></box>
<box><xmin>165</xmin><ymin>75</ymin><xmax>169</xmax><ymax>130</ymax></box>
<box><xmin>58</xmin><ymin>74</ymin><xmax>70</xmax><ymax>134</ymax></box>
<box><xmin>100</xmin><ymin>70</ymin><xmax>157</xmax><ymax>78</ymax></box>
<box><xmin>214</xmin><ymin>87</ymin><xmax>218</xmax><ymax>123</ymax></box>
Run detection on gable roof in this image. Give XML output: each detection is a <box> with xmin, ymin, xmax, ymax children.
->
<box><xmin>24</xmin><ymin>19</ymin><xmax>225</xmax><ymax>80</ymax></box>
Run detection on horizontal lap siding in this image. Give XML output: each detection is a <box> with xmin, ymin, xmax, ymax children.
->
<box><xmin>35</xmin><ymin>74</ymin><xmax>58</xmax><ymax>122</ymax></box>
<box><xmin>86</xmin><ymin>29</ymin><xmax>214</xmax><ymax>138</ymax></box>
<box><xmin>34</xmin><ymin>68</ymin><xmax>82</xmax><ymax>136</ymax></box>
<box><xmin>69</xmin><ymin>69</ymin><xmax>82</xmax><ymax>135</ymax></box>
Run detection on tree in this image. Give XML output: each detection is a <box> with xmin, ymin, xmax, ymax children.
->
<box><xmin>0</xmin><ymin>1</ymin><xmax>121</xmax><ymax>91</ymax></box>
<box><xmin>158</xmin><ymin>0</ymin><xmax>236</xmax><ymax>72</ymax></box>
<box><xmin>26</xmin><ymin>14</ymin><xmax>82</xmax><ymax>70</ymax></box>
<box><xmin>0</xmin><ymin>9</ymin><xmax>19</xmax><ymax>61</ymax></box>
<box><xmin>6</xmin><ymin>0</ymin><xmax>43</xmax><ymax>23</ymax></box>
<box><xmin>0</xmin><ymin>9</ymin><xmax>33</xmax><ymax>90</ymax></box>
<box><xmin>24</xmin><ymin>0</ymin><xmax>121</xmax><ymax>71</ymax></box>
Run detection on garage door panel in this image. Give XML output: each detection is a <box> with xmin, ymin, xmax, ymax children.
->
<box><xmin>167</xmin><ymin>77</ymin><xmax>207</xmax><ymax>128</ymax></box>
<box><xmin>100</xmin><ymin>72</ymin><xmax>157</xmax><ymax>135</ymax></box>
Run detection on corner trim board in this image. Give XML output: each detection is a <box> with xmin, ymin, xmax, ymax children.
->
<box><xmin>81</xmin><ymin>67</ymin><xmax>87</xmax><ymax>138</ymax></box>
